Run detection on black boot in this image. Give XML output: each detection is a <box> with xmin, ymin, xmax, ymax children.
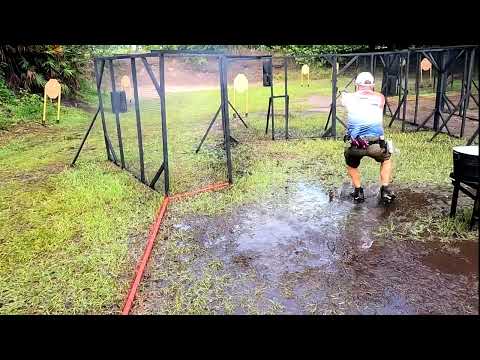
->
<box><xmin>351</xmin><ymin>187</ymin><xmax>365</xmax><ymax>203</ymax></box>
<box><xmin>380</xmin><ymin>185</ymin><xmax>396</xmax><ymax>204</ymax></box>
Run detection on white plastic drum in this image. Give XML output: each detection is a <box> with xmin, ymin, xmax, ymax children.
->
<box><xmin>452</xmin><ymin>145</ymin><xmax>479</xmax><ymax>182</ymax></box>
<box><xmin>453</xmin><ymin>146</ymin><xmax>479</xmax><ymax>156</ymax></box>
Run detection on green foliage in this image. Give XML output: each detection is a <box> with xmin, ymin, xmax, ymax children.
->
<box><xmin>0</xmin><ymin>45</ymin><xmax>92</xmax><ymax>98</ymax></box>
<box><xmin>0</xmin><ymin>75</ymin><xmax>14</xmax><ymax>104</ymax></box>
<box><xmin>0</xmin><ymin>84</ymin><xmax>44</xmax><ymax>129</ymax></box>
<box><xmin>265</xmin><ymin>45</ymin><xmax>366</xmax><ymax>62</ymax></box>
<box><xmin>141</xmin><ymin>45</ymin><xmax>226</xmax><ymax>52</ymax></box>
<box><xmin>8</xmin><ymin>91</ymin><xmax>43</xmax><ymax>119</ymax></box>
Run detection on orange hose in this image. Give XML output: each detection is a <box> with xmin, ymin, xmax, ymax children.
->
<box><xmin>121</xmin><ymin>181</ymin><xmax>230</xmax><ymax>315</ymax></box>
<box><xmin>171</xmin><ymin>181</ymin><xmax>230</xmax><ymax>201</ymax></box>
<box><xmin>121</xmin><ymin>196</ymin><xmax>170</xmax><ymax>315</ymax></box>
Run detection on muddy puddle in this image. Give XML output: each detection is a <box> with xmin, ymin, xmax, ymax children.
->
<box><xmin>140</xmin><ymin>181</ymin><xmax>478</xmax><ymax>315</ymax></box>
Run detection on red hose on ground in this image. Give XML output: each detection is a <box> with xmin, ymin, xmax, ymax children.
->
<box><xmin>121</xmin><ymin>181</ymin><xmax>230</xmax><ymax>315</ymax></box>
<box><xmin>121</xmin><ymin>196</ymin><xmax>170</xmax><ymax>315</ymax></box>
<box><xmin>171</xmin><ymin>181</ymin><xmax>230</xmax><ymax>201</ymax></box>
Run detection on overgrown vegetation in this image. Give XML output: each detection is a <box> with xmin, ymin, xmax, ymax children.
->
<box><xmin>0</xmin><ymin>45</ymin><xmax>94</xmax><ymax>97</ymax></box>
<box><xmin>0</xmin><ymin>76</ymin><xmax>49</xmax><ymax>129</ymax></box>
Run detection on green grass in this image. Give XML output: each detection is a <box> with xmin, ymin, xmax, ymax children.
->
<box><xmin>0</xmin><ymin>78</ymin><xmax>474</xmax><ymax>314</ymax></box>
<box><xmin>0</xmin><ymin>108</ymin><xmax>163</xmax><ymax>314</ymax></box>
<box><xmin>374</xmin><ymin>207</ymin><xmax>477</xmax><ymax>244</ymax></box>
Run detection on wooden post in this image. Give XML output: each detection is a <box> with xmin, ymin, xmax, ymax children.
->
<box><xmin>56</xmin><ymin>91</ymin><xmax>61</xmax><ymax>123</ymax></box>
<box><xmin>42</xmin><ymin>88</ymin><xmax>47</xmax><ymax>125</ymax></box>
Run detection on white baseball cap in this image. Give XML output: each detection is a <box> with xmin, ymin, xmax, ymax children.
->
<box><xmin>355</xmin><ymin>72</ymin><xmax>375</xmax><ymax>86</ymax></box>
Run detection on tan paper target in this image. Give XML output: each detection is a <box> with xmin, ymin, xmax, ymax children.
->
<box><xmin>421</xmin><ymin>58</ymin><xmax>432</xmax><ymax>71</ymax></box>
<box><xmin>233</xmin><ymin>74</ymin><xmax>248</xmax><ymax>93</ymax></box>
<box><xmin>45</xmin><ymin>79</ymin><xmax>61</xmax><ymax>99</ymax></box>
<box><xmin>121</xmin><ymin>75</ymin><xmax>131</xmax><ymax>90</ymax></box>
<box><xmin>301</xmin><ymin>64</ymin><xmax>310</xmax><ymax>75</ymax></box>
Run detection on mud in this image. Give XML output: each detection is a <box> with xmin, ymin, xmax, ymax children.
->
<box><xmin>138</xmin><ymin>181</ymin><xmax>478</xmax><ymax>315</ymax></box>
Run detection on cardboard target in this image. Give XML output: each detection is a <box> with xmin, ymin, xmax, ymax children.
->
<box><xmin>233</xmin><ymin>74</ymin><xmax>248</xmax><ymax>93</ymax></box>
<box><xmin>45</xmin><ymin>79</ymin><xmax>61</xmax><ymax>99</ymax></box>
<box><xmin>121</xmin><ymin>75</ymin><xmax>131</xmax><ymax>90</ymax></box>
<box><xmin>421</xmin><ymin>58</ymin><xmax>432</xmax><ymax>71</ymax></box>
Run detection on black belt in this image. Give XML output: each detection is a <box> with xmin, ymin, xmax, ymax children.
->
<box><xmin>344</xmin><ymin>135</ymin><xmax>382</xmax><ymax>143</ymax></box>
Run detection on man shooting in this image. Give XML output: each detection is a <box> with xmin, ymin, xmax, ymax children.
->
<box><xmin>340</xmin><ymin>72</ymin><xmax>396</xmax><ymax>204</ymax></box>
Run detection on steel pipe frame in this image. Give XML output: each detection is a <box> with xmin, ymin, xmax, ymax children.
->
<box><xmin>76</xmin><ymin>47</ymin><xmax>479</xmax><ymax>175</ymax></box>
<box><xmin>385</xmin><ymin>52</ymin><xmax>410</xmax><ymax>130</ymax></box>
<box><xmin>466</xmin><ymin>48</ymin><xmax>480</xmax><ymax>145</ymax></box>
<box><xmin>76</xmin><ymin>51</ymin><xmax>235</xmax><ymax>195</ymax></box>
<box><xmin>320</xmin><ymin>46</ymin><xmax>479</xmax><ymax>140</ymax></box>
<box><xmin>412</xmin><ymin>47</ymin><xmax>480</xmax><ymax>140</ymax></box>
<box><xmin>241</xmin><ymin>56</ymin><xmax>288</xmax><ymax>140</ymax></box>
<box><xmin>408</xmin><ymin>46</ymin><xmax>479</xmax><ymax>140</ymax></box>
<box><xmin>282</xmin><ymin>51</ymin><xmax>407</xmax><ymax>140</ymax></box>
<box><xmin>219</xmin><ymin>56</ymin><xmax>234</xmax><ymax>183</ymax></box>
<box><xmin>320</xmin><ymin>52</ymin><xmax>408</xmax><ymax>138</ymax></box>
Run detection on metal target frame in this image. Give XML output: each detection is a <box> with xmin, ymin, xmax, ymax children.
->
<box><xmin>288</xmin><ymin>45</ymin><xmax>478</xmax><ymax>143</ymax></box>
<box><xmin>71</xmin><ymin>50</ymin><xmax>236</xmax><ymax>195</ymax></box>
<box><xmin>71</xmin><ymin>46</ymin><xmax>479</xmax><ymax>193</ymax></box>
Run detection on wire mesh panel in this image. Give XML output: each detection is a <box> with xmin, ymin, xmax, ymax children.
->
<box><xmin>89</xmin><ymin>52</ymin><xmax>238</xmax><ymax>194</ymax></box>
<box><xmin>277</xmin><ymin>57</ymin><xmax>330</xmax><ymax>139</ymax></box>
<box><xmin>408</xmin><ymin>48</ymin><xmax>479</xmax><ymax>140</ymax></box>
<box><xmin>84</xmin><ymin>47</ymin><xmax>479</xmax><ymax>194</ymax></box>
<box><xmin>162</xmin><ymin>55</ymin><xmax>226</xmax><ymax>193</ymax></box>
<box><xmin>400</xmin><ymin>51</ymin><xmax>436</xmax><ymax>131</ymax></box>
<box><xmin>335</xmin><ymin>54</ymin><xmax>375</xmax><ymax>135</ymax></box>
<box><xmin>99</xmin><ymin>62</ymin><xmax>122</xmax><ymax>167</ymax></box>
<box><xmin>441</xmin><ymin>48</ymin><xmax>470</xmax><ymax>137</ymax></box>
<box><xmin>224</xmin><ymin>57</ymin><xmax>272</xmax><ymax>141</ymax></box>
<box><xmin>94</xmin><ymin>56</ymin><xmax>166</xmax><ymax>191</ymax></box>
<box><xmin>111</xmin><ymin>58</ymin><xmax>141</xmax><ymax>178</ymax></box>
<box><xmin>134</xmin><ymin>56</ymin><xmax>164</xmax><ymax>190</ymax></box>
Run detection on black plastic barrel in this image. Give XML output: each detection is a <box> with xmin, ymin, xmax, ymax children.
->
<box><xmin>453</xmin><ymin>146</ymin><xmax>479</xmax><ymax>183</ymax></box>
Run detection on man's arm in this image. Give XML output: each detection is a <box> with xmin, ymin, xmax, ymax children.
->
<box><xmin>376</xmin><ymin>92</ymin><xmax>385</xmax><ymax>108</ymax></box>
<box><xmin>340</xmin><ymin>91</ymin><xmax>351</xmax><ymax>107</ymax></box>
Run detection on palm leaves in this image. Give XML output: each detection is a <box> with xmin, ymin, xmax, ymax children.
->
<box><xmin>0</xmin><ymin>45</ymin><xmax>91</xmax><ymax>98</ymax></box>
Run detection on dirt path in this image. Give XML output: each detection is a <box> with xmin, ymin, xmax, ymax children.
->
<box><xmin>112</xmin><ymin>57</ymin><xmax>267</xmax><ymax>99</ymax></box>
<box><xmin>136</xmin><ymin>181</ymin><xmax>478</xmax><ymax>315</ymax></box>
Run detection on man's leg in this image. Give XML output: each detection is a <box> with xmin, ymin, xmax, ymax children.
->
<box><xmin>345</xmin><ymin>147</ymin><xmax>365</xmax><ymax>203</ymax></box>
<box><xmin>380</xmin><ymin>159</ymin><xmax>395</xmax><ymax>203</ymax></box>
<box><xmin>380</xmin><ymin>158</ymin><xmax>392</xmax><ymax>186</ymax></box>
<box><xmin>368</xmin><ymin>144</ymin><xmax>395</xmax><ymax>203</ymax></box>
<box><xmin>347</xmin><ymin>165</ymin><xmax>362</xmax><ymax>188</ymax></box>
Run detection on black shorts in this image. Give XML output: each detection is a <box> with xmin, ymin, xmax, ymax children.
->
<box><xmin>344</xmin><ymin>143</ymin><xmax>391</xmax><ymax>168</ymax></box>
